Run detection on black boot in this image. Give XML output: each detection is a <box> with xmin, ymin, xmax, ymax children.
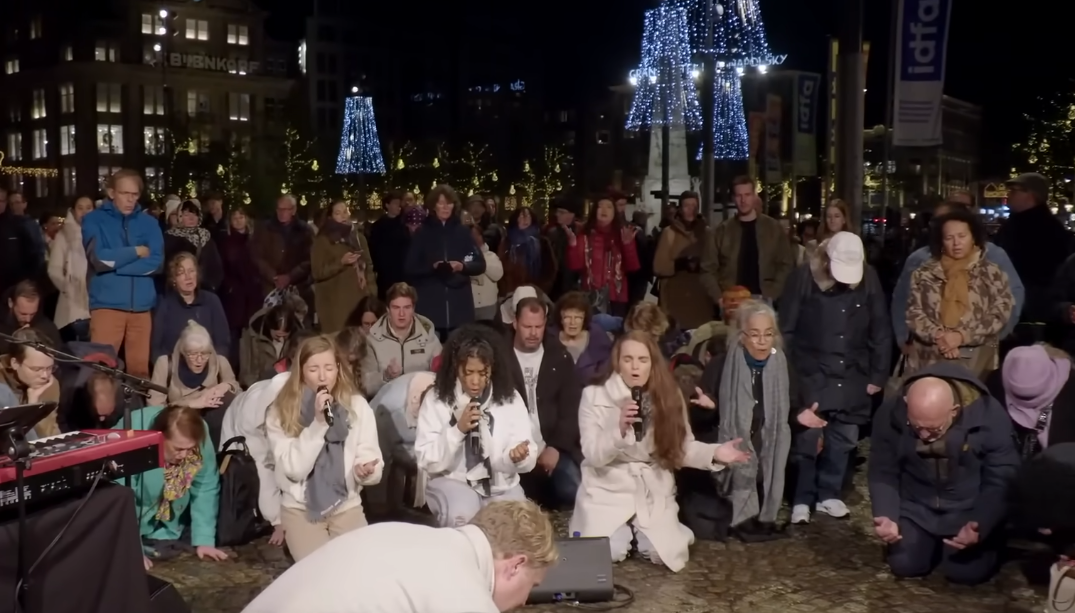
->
<box><xmin>732</xmin><ymin>519</ymin><xmax>788</xmax><ymax>543</ymax></box>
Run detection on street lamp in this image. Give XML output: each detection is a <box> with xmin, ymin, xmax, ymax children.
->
<box><xmin>159</xmin><ymin>9</ymin><xmax>168</xmax><ymax>18</ymax></box>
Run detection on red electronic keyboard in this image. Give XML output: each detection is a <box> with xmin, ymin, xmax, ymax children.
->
<box><xmin>0</xmin><ymin>429</ymin><xmax>164</xmax><ymax>509</ymax></box>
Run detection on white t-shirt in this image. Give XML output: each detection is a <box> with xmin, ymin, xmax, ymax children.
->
<box><xmin>272</xmin><ymin>338</ymin><xmax>285</xmax><ymax>358</ymax></box>
<box><xmin>514</xmin><ymin>345</ymin><xmax>545</xmax><ymax>452</ymax></box>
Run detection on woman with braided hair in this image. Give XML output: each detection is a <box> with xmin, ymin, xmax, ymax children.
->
<box><xmin>415</xmin><ymin>324</ymin><xmax>537</xmax><ymax>527</ymax></box>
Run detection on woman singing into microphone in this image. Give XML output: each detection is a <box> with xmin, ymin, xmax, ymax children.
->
<box><xmin>265</xmin><ymin>335</ymin><xmax>383</xmax><ymax>561</ymax></box>
<box><xmin>415</xmin><ymin>324</ymin><xmax>537</xmax><ymax>527</ymax></box>
<box><xmin>569</xmin><ymin>331</ymin><xmax>750</xmax><ymax>572</ymax></box>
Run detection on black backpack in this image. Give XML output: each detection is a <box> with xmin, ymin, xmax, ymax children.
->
<box><xmin>216</xmin><ymin>437</ymin><xmax>270</xmax><ymax>546</ymax></box>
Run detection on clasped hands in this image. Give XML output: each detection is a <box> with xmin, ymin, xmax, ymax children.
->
<box><xmin>934</xmin><ymin>329</ymin><xmax>964</xmax><ymax>359</ymax></box>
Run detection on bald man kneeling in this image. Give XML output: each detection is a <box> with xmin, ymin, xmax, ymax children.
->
<box><xmin>867</xmin><ymin>363</ymin><xmax>1019</xmax><ymax>585</ymax></box>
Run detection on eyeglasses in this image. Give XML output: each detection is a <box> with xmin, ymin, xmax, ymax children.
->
<box><xmin>184</xmin><ymin>351</ymin><xmax>211</xmax><ymax>361</ymax></box>
<box><xmin>22</xmin><ymin>364</ymin><xmax>58</xmax><ymax>375</ymax></box>
<box><xmin>744</xmin><ymin>331</ymin><xmax>775</xmax><ymax>343</ymax></box>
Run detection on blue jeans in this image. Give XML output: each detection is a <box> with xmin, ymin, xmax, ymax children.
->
<box><xmin>549</xmin><ymin>454</ymin><xmax>581</xmax><ymax>506</ymax></box>
<box><xmin>886</xmin><ymin>517</ymin><xmax>999</xmax><ymax>585</ymax></box>
<box><xmin>791</xmin><ymin>420</ymin><xmax>859</xmax><ymax>506</ymax></box>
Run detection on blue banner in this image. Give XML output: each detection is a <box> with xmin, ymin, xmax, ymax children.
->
<box><xmin>892</xmin><ymin>0</ymin><xmax>952</xmax><ymax>147</ymax></box>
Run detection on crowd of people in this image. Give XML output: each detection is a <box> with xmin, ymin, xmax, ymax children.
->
<box><xmin>1</xmin><ymin>168</ymin><xmax>1074</xmax><ymax>612</ymax></box>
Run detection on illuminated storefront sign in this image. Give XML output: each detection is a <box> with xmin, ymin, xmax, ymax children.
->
<box><xmin>149</xmin><ymin>53</ymin><xmax>260</xmax><ymax>74</ymax></box>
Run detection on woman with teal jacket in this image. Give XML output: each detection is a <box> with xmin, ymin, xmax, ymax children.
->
<box><xmin>115</xmin><ymin>403</ymin><xmax>229</xmax><ymax>567</ymax></box>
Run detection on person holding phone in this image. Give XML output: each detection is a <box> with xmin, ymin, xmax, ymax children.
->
<box><xmin>415</xmin><ymin>324</ymin><xmax>537</xmax><ymax>527</ymax></box>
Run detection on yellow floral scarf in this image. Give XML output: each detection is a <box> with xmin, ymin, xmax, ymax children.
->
<box><xmin>939</xmin><ymin>248</ymin><xmax>979</xmax><ymax>329</ymax></box>
<box><xmin>155</xmin><ymin>453</ymin><xmax>203</xmax><ymax>522</ymax></box>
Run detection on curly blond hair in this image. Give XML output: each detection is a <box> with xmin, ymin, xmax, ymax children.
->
<box><xmin>469</xmin><ymin>500</ymin><xmax>558</xmax><ymax>568</ymax></box>
<box><xmin>624</xmin><ymin>302</ymin><xmax>669</xmax><ymax>341</ymax></box>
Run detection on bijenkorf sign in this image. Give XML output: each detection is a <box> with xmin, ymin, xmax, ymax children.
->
<box><xmin>892</xmin><ymin>0</ymin><xmax>952</xmax><ymax>147</ymax></box>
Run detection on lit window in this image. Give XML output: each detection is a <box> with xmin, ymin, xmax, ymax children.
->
<box><xmin>34</xmin><ymin>175</ymin><xmax>48</xmax><ymax>198</ymax></box>
<box><xmin>190</xmin><ymin>131</ymin><xmax>210</xmax><ymax>154</ymax></box>
<box><xmin>96</xmin><ymin>83</ymin><xmax>122</xmax><ymax>113</ymax></box>
<box><xmin>143</xmin><ymin>86</ymin><xmax>165</xmax><ymax>115</ymax></box>
<box><xmin>186</xmin><ymin>90</ymin><xmax>210</xmax><ymax>116</ymax></box>
<box><xmin>145</xmin><ymin>167</ymin><xmax>164</xmax><ymax>192</ymax></box>
<box><xmin>62</xmin><ymin>167</ymin><xmax>76</xmax><ymax>196</ymax></box>
<box><xmin>59</xmin><ymin>125</ymin><xmax>75</xmax><ymax>155</ymax></box>
<box><xmin>98</xmin><ymin>166</ymin><xmax>120</xmax><ymax>191</ymax></box>
<box><xmin>95</xmin><ymin>42</ymin><xmax>118</xmax><ymax>62</ymax></box>
<box><xmin>97</xmin><ymin>125</ymin><xmax>124</xmax><ymax>154</ymax></box>
<box><xmin>31</xmin><ymin>128</ymin><xmax>47</xmax><ymax>159</ymax></box>
<box><xmin>4</xmin><ymin>59</ymin><xmax>18</xmax><ymax>75</ymax></box>
<box><xmin>5</xmin><ymin>133</ymin><xmax>22</xmax><ymax>161</ymax></box>
<box><xmin>62</xmin><ymin>45</ymin><xmax>72</xmax><ymax>61</ymax></box>
<box><xmin>227</xmin><ymin>24</ymin><xmax>249</xmax><ymax>46</ymax></box>
<box><xmin>228</xmin><ymin>93</ymin><xmax>250</xmax><ymax>121</ymax></box>
<box><xmin>29</xmin><ymin>17</ymin><xmax>42</xmax><ymax>40</ymax></box>
<box><xmin>59</xmin><ymin>84</ymin><xmax>75</xmax><ymax>114</ymax></box>
<box><xmin>9</xmin><ymin>104</ymin><xmax>21</xmax><ymax>123</ymax></box>
<box><xmin>144</xmin><ymin>127</ymin><xmax>166</xmax><ymax>155</ymax></box>
<box><xmin>31</xmin><ymin>90</ymin><xmax>46</xmax><ymax>119</ymax></box>
<box><xmin>185</xmin><ymin>19</ymin><xmax>209</xmax><ymax>41</ymax></box>
<box><xmin>141</xmin><ymin>14</ymin><xmax>163</xmax><ymax>35</ymax></box>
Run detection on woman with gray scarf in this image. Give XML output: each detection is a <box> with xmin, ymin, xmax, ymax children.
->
<box><xmin>265</xmin><ymin>334</ymin><xmax>383</xmax><ymax>561</ymax></box>
<box><xmin>715</xmin><ymin>300</ymin><xmax>794</xmax><ymax>542</ymax></box>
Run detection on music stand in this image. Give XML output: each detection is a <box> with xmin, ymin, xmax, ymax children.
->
<box><xmin>0</xmin><ymin>402</ymin><xmax>60</xmax><ymax>610</ymax></box>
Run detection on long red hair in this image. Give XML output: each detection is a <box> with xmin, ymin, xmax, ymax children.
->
<box><xmin>600</xmin><ymin>331</ymin><xmax>688</xmax><ymax>470</ymax></box>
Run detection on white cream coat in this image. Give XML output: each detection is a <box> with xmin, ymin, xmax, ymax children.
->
<box><xmin>265</xmin><ymin>393</ymin><xmax>384</xmax><ymax>516</ymax></box>
<box><xmin>568</xmin><ymin>374</ymin><xmax>725</xmax><ymax>572</ymax></box>
<box><xmin>415</xmin><ymin>388</ymin><xmax>538</xmax><ymax>494</ymax></box>
<box><xmin>241</xmin><ymin>523</ymin><xmax>499</xmax><ymax>613</ymax></box>
<box><xmin>471</xmin><ymin>244</ymin><xmax>504</xmax><ymax>310</ymax></box>
<box><xmin>220</xmin><ymin>372</ymin><xmax>290</xmax><ymax>525</ymax></box>
<box><xmin>46</xmin><ymin>212</ymin><xmax>90</xmax><ymax>329</ymax></box>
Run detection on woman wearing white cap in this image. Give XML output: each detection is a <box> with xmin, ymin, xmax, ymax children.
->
<box><xmin>777</xmin><ymin>231</ymin><xmax>892</xmax><ymax>525</ymax></box>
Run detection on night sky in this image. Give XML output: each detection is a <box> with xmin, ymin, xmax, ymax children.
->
<box><xmin>261</xmin><ymin>0</ymin><xmax>1072</xmax><ymax>178</ymax></box>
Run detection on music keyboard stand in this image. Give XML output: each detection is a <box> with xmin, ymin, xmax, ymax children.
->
<box><xmin>0</xmin><ymin>402</ymin><xmax>60</xmax><ymax>611</ymax></box>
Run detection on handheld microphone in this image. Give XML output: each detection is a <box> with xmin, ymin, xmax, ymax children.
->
<box><xmin>630</xmin><ymin>386</ymin><xmax>644</xmax><ymax>439</ymax></box>
<box><xmin>468</xmin><ymin>396</ymin><xmax>482</xmax><ymax>456</ymax></box>
<box><xmin>318</xmin><ymin>386</ymin><xmax>334</xmax><ymax>426</ymax></box>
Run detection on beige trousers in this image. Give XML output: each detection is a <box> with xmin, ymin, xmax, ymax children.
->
<box><xmin>280</xmin><ymin>506</ymin><xmax>368</xmax><ymax>561</ymax></box>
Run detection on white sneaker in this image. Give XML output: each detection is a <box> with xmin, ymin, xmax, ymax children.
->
<box><xmin>817</xmin><ymin>499</ymin><xmax>850</xmax><ymax>518</ymax></box>
<box><xmin>790</xmin><ymin>504</ymin><xmax>811</xmax><ymax>524</ymax></box>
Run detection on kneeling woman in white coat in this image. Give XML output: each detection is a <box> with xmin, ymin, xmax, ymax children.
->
<box><xmin>265</xmin><ymin>334</ymin><xmax>383</xmax><ymax>561</ymax></box>
<box><xmin>415</xmin><ymin>324</ymin><xmax>538</xmax><ymax>527</ymax></box>
<box><xmin>569</xmin><ymin>331</ymin><xmax>750</xmax><ymax>572</ymax></box>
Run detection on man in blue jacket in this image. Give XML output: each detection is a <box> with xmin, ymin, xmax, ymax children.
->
<box><xmin>868</xmin><ymin>362</ymin><xmax>1019</xmax><ymax>585</ymax></box>
<box><xmin>891</xmin><ymin>199</ymin><xmax>1024</xmax><ymax>347</ymax></box>
<box><xmin>83</xmin><ymin>169</ymin><xmax>164</xmax><ymax>379</ymax></box>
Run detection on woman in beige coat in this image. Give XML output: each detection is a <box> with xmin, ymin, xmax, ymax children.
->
<box><xmin>311</xmin><ymin>201</ymin><xmax>376</xmax><ymax>334</ymax></box>
<box><xmin>568</xmin><ymin>331</ymin><xmax>749</xmax><ymax>572</ymax></box>
<box><xmin>47</xmin><ymin>196</ymin><xmax>94</xmax><ymax>337</ymax></box>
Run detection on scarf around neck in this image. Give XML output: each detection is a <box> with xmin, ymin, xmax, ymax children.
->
<box><xmin>298</xmin><ymin>386</ymin><xmax>351</xmax><ymax>521</ymax></box>
<box><xmin>939</xmin><ymin>248</ymin><xmax>980</xmax><ymax>328</ymax></box>
<box><xmin>717</xmin><ymin>346</ymin><xmax>791</xmax><ymax>526</ymax></box>
<box><xmin>448</xmin><ymin>381</ymin><xmax>495</xmax><ymax>496</ymax></box>
<box><xmin>168</xmin><ymin>226</ymin><xmax>210</xmax><ymax>250</ymax></box>
<box><xmin>177</xmin><ymin>359</ymin><xmax>209</xmax><ymax>390</ymax></box>
<box><xmin>507</xmin><ymin>224</ymin><xmax>541</xmax><ymax>279</ymax></box>
<box><xmin>156</xmin><ymin>452</ymin><xmax>203</xmax><ymax>521</ymax></box>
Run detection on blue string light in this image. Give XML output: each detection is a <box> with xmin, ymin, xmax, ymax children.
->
<box><xmin>335</xmin><ymin>96</ymin><xmax>386</xmax><ymax>175</ymax></box>
<box><xmin>704</xmin><ymin>67</ymin><xmax>749</xmax><ymax>160</ymax></box>
<box><xmin>672</xmin><ymin>0</ymin><xmax>781</xmax><ymax>67</ymax></box>
<box><xmin>625</xmin><ymin>5</ymin><xmax>703</xmax><ymax>132</ymax></box>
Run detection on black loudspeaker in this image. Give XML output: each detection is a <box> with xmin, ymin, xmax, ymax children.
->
<box><xmin>147</xmin><ymin>575</ymin><xmax>190</xmax><ymax>613</ymax></box>
<box><xmin>527</xmin><ymin>537</ymin><xmax>615</xmax><ymax>604</ymax></box>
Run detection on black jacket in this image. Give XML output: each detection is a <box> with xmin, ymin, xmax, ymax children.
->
<box><xmin>0</xmin><ymin>211</ymin><xmax>39</xmax><ymax>297</ymax></box>
<box><xmin>404</xmin><ymin>215</ymin><xmax>485</xmax><ymax>330</ymax></box>
<box><xmin>996</xmin><ymin>204</ymin><xmax>1073</xmax><ymax>323</ymax></box>
<box><xmin>779</xmin><ymin>261</ymin><xmax>891</xmax><ymax>424</ymax></box>
<box><xmin>507</xmin><ymin>334</ymin><xmax>583</xmax><ymax>463</ymax></box>
<box><xmin>0</xmin><ymin>292</ymin><xmax>63</xmax><ymax>354</ymax></box>
<box><xmin>369</xmin><ymin>214</ymin><xmax>410</xmax><ymax>298</ymax></box>
<box><xmin>868</xmin><ymin>362</ymin><xmax>1020</xmax><ymax>537</ymax></box>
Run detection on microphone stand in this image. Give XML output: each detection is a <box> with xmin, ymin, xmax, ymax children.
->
<box><xmin>0</xmin><ymin>333</ymin><xmax>167</xmax><ymax>487</ymax></box>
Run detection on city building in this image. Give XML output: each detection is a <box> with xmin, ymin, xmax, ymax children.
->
<box><xmin>0</xmin><ymin>0</ymin><xmax>296</xmax><ymax>207</ymax></box>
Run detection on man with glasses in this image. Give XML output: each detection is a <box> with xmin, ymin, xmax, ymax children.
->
<box><xmin>867</xmin><ymin>363</ymin><xmax>1019</xmax><ymax>585</ymax></box>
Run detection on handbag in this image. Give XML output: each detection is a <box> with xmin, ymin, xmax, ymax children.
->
<box><xmin>884</xmin><ymin>354</ymin><xmax>907</xmax><ymax>399</ymax></box>
<box><xmin>1048</xmin><ymin>562</ymin><xmax>1075</xmax><ymax>613</ymax></box>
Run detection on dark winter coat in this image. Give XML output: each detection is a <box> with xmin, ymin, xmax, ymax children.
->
<box><xmin>507</xmin><ymin>334</ymin><xmax>583</xmax><ymax>463</ymax></box>
<box><xmin>0</xmin><ymin>288</ymin><xmax>63</xmax><ymax>354</ymax></box>
<box><xmin>403</xmin><ymin>214</ymin><xmax>485</xmax><ymax>330</ymax></box>
<box><xmin>368</xmin><ymin>214</ymin><xmax>410</xmax><ymax>299</ymax></box>
<box><xmin>217</xmin><ymin>231</ymin><xmax>262</xmax><ymax>333</ymax></box>
<box><xmin>868</xmin><ymin>362</ymin><xmax>1020</xmax><ymax>537</ymax></box>
<box><xmin>163</xmin><ymin>232</ymin><xmax>224</xmax><ymax>293</ymax></box>
<box><xmin>546</xmin><ymin>324</ymin><xmax>613</xmax><ymax>385</ymax></box>
<box><xmin>150</xmin><ymin>289</ymin><xmax>230</xmax><ymax>363</ymax></box>
<box><xmin>0</xmin><ymin>211</ymin><xmax>38</xmax><ymax>297</ymax></box>
<box><xmin>779</xmin><ymin>255</ymin><xmax>892</xmax><ymax>424</ymax></box>
<box><xmin>995</xmin><ymin>203</ymin><xmax>1073</xmax><ymax>324</ymax></box>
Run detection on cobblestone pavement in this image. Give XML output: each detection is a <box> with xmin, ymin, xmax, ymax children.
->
<box><xmin>151</xmin><ymin>468</ymin><xmax>1049</xmax><ymax>613</ymax></box>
